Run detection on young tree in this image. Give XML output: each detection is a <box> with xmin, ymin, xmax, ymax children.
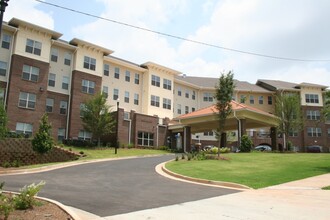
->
<box><xmin>32</xmin><ymin>114</ymin><xmax>54</xmax><ymax>154</ymax></box>
<box><xmin>214</xmin><ymin>71</ymin><xmax>235</xmax><ymax>157</ymax></box>
<box><xmin>322</xmin><ymin>90</ymin><xmax>330</xmax><ymax>122</ymax></box>
<box><xmin>81</xmin><ymin>93</ymin><xmax>115</xmax><ymax>147</ymax></box>
<box><xmin>0</xmin><ymin>101</ymin><xmax>8</xmax><ymax>139</ymax></box>
<box><xmin>275</xmin><ymin>92</ymin><xmax>303</xmax><ymax>151</ymax></box>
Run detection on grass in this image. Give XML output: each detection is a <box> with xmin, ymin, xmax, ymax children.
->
<box><xmin>322</xmin><ymin>186</ymin><xmax>330</xmax><ymax>190</ymax></box>
<box><xmin>20</xmin><ymin>146</ymin><xmax>170</xmax><ymax>169</ymax></box>
<box><xmin>165</xmin><ymin>152</ymin><xmax>330</xmax><ymax>189</ymax></box>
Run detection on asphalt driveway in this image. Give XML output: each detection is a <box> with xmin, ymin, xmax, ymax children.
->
<box><xmin>0</xmin><ymin>155</ymin><xmax>238</xmax><ymax>217</ymax></box>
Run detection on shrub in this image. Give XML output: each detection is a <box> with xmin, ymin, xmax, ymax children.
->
<box><xmin>187</xmin><ymin>153</ymin><xmax>192</xmax><ymax>161</ymax></box>
<box><xmin>219</xmin><ymin>147</ymin><xmax>231</xmax><ymax>153</ymax></box>
<box><xmin>195</xmin><ymin>152</ymin><xmax>206</xmax><ymax>160</ymax></box>
<box><xmin>158</xmin><ymin>145</ymin><xmax>169</xmax><ymax>151</ymax></box>
<box><xmin>127</xmin><ymin>143</ymin><xmax>135</xmax><ymax>149</ymax></box>
<box><xmin>0</xmin><ymin>182</ymin><xmax>14</xmax><ymax>220</ymax></box>
<box><xmin>240</xmin><ymin>135</ymin><xmax>253</xmax><ymax>152</ymax></box>
<box><xmin>13</xmin><ymin>181</ymin><xmax>45</xmax><ymax>210</ymax></box>
<box><xmin>175</xmin><ymin>156</ymin><xmax>179</xmax><ymax>161</ymax></box>
<box><xmin>1</xmin><ymin>162</ymin><xmax>10</xmax><ymax>168</ymax></box>
<box><xmin>11</xmin><ymin>160</ymin><xmax>21</xmax><ymax>168</ymax></box>
<box><xmin>181</xmin><ymin>154</ymin><xmax>185</xmax><ymax>160</ymax></box>
<box><xmin>32</xmin><ymin>114</ymin><xmax>54</xmax><ymax>154</ymax></box>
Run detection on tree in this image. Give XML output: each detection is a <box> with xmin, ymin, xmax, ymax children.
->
<box><xmin>214</xmin><ymin>71</ymin><xmax>235</xmax><ymax>157</ymax></box>
<box><xmin>240</xmin><ymin>135</ymin><xmax>253</xmax><ymax>152</ymax></box>
<box><xmin>81</xmin><ymin>93</ymin><xmax>115</xmax><ymax>147</ymax></box>
<box><xmin>0</xmin><ymin>100</ymin><xmax>8</xmax><ymax>139</ymax></box>
<box><xmin>275</xmin><ymin>92</ymin><xmax>303</xmax><ymax>151</ymax></box>
<box><xmin>32</xmin><ymin>114</ymin><xmax>54</xmax><ymax>154</ymax></box>
<box><xmin>322</xmin><ymin>90</ymin><xmax>330</xmax><ymax>122</ymax></box>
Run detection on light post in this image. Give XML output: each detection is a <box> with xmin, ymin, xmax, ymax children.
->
<box><xmin>115</xmin><ymin>98</ymin><xmax>120</xmax><ymax>154</ymax></box>
<box><xmin>0</xmin><ymin>0</ymin><xmax>10</xmax><ymax>38</ymax></box>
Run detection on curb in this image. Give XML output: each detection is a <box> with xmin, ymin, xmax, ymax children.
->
<box><xmin>160</xmin><ymin>161</ymin><xmax>251</xmax><ymax>190</ymax></box>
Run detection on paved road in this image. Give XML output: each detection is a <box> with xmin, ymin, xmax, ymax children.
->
<box><xmin>0</xmin><ymin>155</ymin><xmax>238</xmax><ymax>217</ymax></box>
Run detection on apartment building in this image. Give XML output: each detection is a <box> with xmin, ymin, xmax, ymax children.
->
<box><xmin>0</xmin><ymin>18</ymin><xmax>329</xmax><ymax>151</ymax></box>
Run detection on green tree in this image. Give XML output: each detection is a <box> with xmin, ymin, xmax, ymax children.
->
<box><xmin>0</xmin><ymin>101</ymin><xmax>8</xmax><ymax>139</ymax></box>
<box><xmin>81</xmin><ymin>93</ymin><xmax>115</xmax><ymax>147</ymax></box>
<box><xmin>322</xmin><ymin>90</ymin><xmax>330</xmax><ymax>122</ymax></box>
<box><xmin>32</xmin><ymin>114</ymin><xmax>54</xmax><ymax>154</ymax></box>
<box><xmin>275</xmin><ymin>92</ymin><xmax>303</xmax><ymax>151</ymax></box>
<box><xmin>214</xmin><ymin>71</ymin><xmax>235</xmax><ymax>157</ymax></box>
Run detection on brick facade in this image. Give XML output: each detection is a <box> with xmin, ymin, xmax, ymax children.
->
<box><xmin>6</xmin><ymin>54</ymin><xmax>49</xmax><ymax>133</ymax></box>
<box><xmin>68</xmin><ymin>70</ymin><xmax>102</xmax><ymax>138</ymax></box>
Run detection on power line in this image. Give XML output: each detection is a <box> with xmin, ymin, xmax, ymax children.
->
<box><xmin>35</xmin><ymin>0</ymin><xmax>330</xmax><ymax>62</ymax></box>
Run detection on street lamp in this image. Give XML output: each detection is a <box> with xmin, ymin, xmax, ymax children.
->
<box><xmin>0</xmin><ymin>0</ymin><xmax>10</xmax><ymax>38</ymax></box>
<box><xmin>115</xmin><ymin>98</ymin><xmax>120</xmax><ymax>154</ymax></box>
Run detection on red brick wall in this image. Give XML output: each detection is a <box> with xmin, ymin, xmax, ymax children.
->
<box><xmin>0</xmin><ymin>138</ymin><xmax>79</xmax><ymax>166</ymax></box>
<box><xmin>69</xmin><ymin>70</ymin><xmax>102</xmax><ymax>138</ymax></box>
<box><xmin>6</xmin><ymin>54</ymin><xmax>49</xmax><ymax>134</ymax></box>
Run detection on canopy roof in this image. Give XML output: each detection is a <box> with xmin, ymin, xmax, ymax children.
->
<box><xmin>170</xmin><ymin>101</ymin><xmax>278</xmax><ymax>133</ymax></box>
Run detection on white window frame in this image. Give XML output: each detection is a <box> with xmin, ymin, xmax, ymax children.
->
<box><xmin>134</xmin><ymin>73</ymin><xmax>139</xmax><ymax>84</ymax></box>
<box><xmin>82</xmin><ymin>79</ymin><xmax>95</xmax><ymax>94</ymax></box>
<box><xmin>124</xmin><ymin>91</ymin><xmax>130</xmax><ymax>103</ymax></box>
<box><xmin>60</xmin><ymin>100</ymin><xmax>68</xmax><ymax>115</ymax></box>
<box><xmin>113</xmin><ymin>88</ymin><xmax>119</xmax><ymax>100</ymax></box>
<box><xmin>25</xmin><ymin>38</ymin><xmax>42</xmax><ymax>55</ymax></box>
<box><xmin>64</xmin><ymin>52</ymin><xmax>71</xmax><ymax>66</ymax></box>
<box><xmin>16</xmin><ymin>122</ymin><xmax>33</xmax><ymax>136</ymax></box>
<box><xmin>151</xmin><ymin>95</ymin><xmax>160</xmax><ymax>107</ymax></box>
<box><xmin>78</xmin><ymin>130</ymin><xmax>92</xmax><ymax>141</ymax></box>
<box><xmin>1</xmin><ymin>33</ymin><xmax>11</xmax><ymax>49</ymax></box>
<box><xmin>0</xmin><ymin>61</ymin><xmax>7</xmax><ymax>76</ymax></box>
<box><xmin>83</xmin><ymin>56</ymin><xmax>96</xmax><ymax>71</ymax></box>
<box><xmin>46</xmin><ymin>98</ymin><xmax>54</xmax><ymax>113</ymax></box>
<box><xmin>104</xmin><ymin>64</ymin><xmax>110</xmax><ymax>76</ymax></box>
<box><xmin>22</xmin><ymin>65</ymin><xmax>39</xmax><ymax>82</ymax></box>
<box><xmin>134</xmin><ymin>93</ymin><xmax>139</xmax><ymax>105</ymax></box>
<box><xmin>50</xmin><ymin>48</ymin><xmax>58</xmax><ymax>62</ymax></box>
<box><xmin>18</xmin><ymin>92</ymin><xmax>36</xmax><ymax>109</ymax></box>
<box><xmin>163</xmin><ymin>79</ymin><xmax>172</xmax><ymax>90</ymax></box>
<box><xmin>125</xmin><ymin>70</ymin><xmax>130</xmax><ymax>82</ymax></box>
<box><xmin>163</xmin><ymin>98</ymin><xmax>171</xmax><ymax>110</ymax></box>
<box><xmin>151</xmin><ymin>75</ymin><xmax>160</xmax><ymax>87</ymax></box>
<box><xmin>48</xmin><ymin>73</ymin><xmax>56</xmax><ymax>87</ymax></box>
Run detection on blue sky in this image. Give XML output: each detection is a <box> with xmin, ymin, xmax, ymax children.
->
<box><xmin>4</xmin><ymin>0</ymin><xmax>330</xmax><ymax>87</ymax></box>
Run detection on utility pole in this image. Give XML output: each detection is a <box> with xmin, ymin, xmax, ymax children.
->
<box><xmin>0</xmin><ymin>0</ymin><xmax>10</xmax><ymax>38</ymax></box>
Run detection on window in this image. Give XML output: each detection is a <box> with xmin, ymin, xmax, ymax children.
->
<box><xmin>80</xmin><ymin>103</ymin><xmax>86</xmax><ymax>117</ymax></box>
<box><xmin>249</xmin><ymin>95</ymin><xmax>254</xmax><ymax>104</ymax></box>
<box><xmin>305</xmin><ymin>94</ymin><xmax>319</xmax><ymax>104</ymax></box>
<box><xmin>46</xmin><ymin>98</ymin><xmax>54</xmax><ymax>113</ymax></box>
<box><xmin>22</xmin><ymin>65</ymin><xmax>39</xmax><ymax>82</ymax></box>
<box><xmin>48</xmin><ymin>73</ymin><xmax>56</xmax><ymax>87</ymax></box>
<box><xmin>307</xmin><ymin>110</ymin><xmax>321</xmax><ymax>120</ymax></box>
<box><xmin>83</xmin><ymin>56</ymin><xmax>96</xmax><ymax>71</ymax></box>
<box><xmin>192</xmin><ymin>107</ymin><xmax>195</xmax><ymax>112</ymax></box>
<box><xmin>134</xmin><ymin>73</ymin><xmax>140</xmax><ymax>84</ymax></box>
<box><xmin>240</xmin><ymin>95</ymin><xmax>247</xmax><ymax>103</ymax></box>
<box><xmin>151</xmin><ymin>95</ymin><xmax>160</xmax><ymax>107</ymax></box>
<box><xmin>16</xmin><ymin>122</ymin><xmax>33</xmax><ymax>137</ymax></box>
<box><xmin>114</xmin><ymin>67</ymin><xmax>120</xmax><ymax>79</ymax></box>
<box><xmin>64</xmin><ymin>53</ymin><xmax>71</xmax><ymax>66</ymax></box>
<box><xmin>78</xmin><ymin>130</ymin><xmax>92</xmax><ymax>141</ymax></box>
<box><xmin>178</xmin><ymin>87</ymin><xmax>182</xmax><ymax>96</ymax></box>
<box><xmin>163</xmin><ymin>98</ymin><xmax>171</xmax><ymax>110</ymax></box>
<box><xmin>192</xmin><ymin>91</ymin><xmax>196</xmax><ymax>100</ymax></box>
<box><xmin>289</xmin><ymin>129</ymin><xmax>298</xmax><ymax>137</ymax></box>
<box><xmin>102</xmin><ymin>86</ymin><xmax>108</xmax><ymax>98</ymax></box>
<box><xmin>137</xmin><ymin>131</ymin><xmax>154</xmax><ymax>146</ymax></box>
<box><xmin>185</xmin><ymin>106</ymin><xmax>189</xmax><ymax>114</ymax></box>
<box><xmin>125</xmin><ymin>70</ymin><xmax>130</xmax><ymax>82</ymax></box>
<box><xmin>25</xmin><ymin>39</ymin><xmax>42</xmax><ymax>55</ymax></box>
<box><xmin>204</xmin><ymin>131</ymin><xmax>214</xmax><ymax>136</ymax></box>
<box><xmin>1</xmin><ymin>34</ymin><xmax>11</xmax><ymax>49</ymax></box>
<box><xmin>60</xmin><ymin>101</ymin><xmax>68</xmax><ymax>115</ymax></box>
<box><xmin>113</xmin><ymin>89</ymin><xmax>119</xmax><ymax>100</ymax></box>
<box><xmin>0</xmin><ymin>61</ymin><xmax>7</xmax><ymax>76</ymax></box>
<box><xmin>151</xmin><ymin>75</ymin><xmax>160</xmax><ymax>87</ymax></box>
<box><xmin>307</xmin><ymin>127</ymin><xmax>322</xmax><ymax>137</ymax></box>
<box><xmin>18</xmin><ymin>92</ymin><xmax>36</xmax><ymax>109</ymax></box>
<box><xmin>104</xmin><ymin>64</ymin><xmax>109</xmax><ymax>76</ymax></box>
<box><xmin>50</xmin><ymin>48</ymin><xmax>58</xmax><ymax>62</ymax></box>
<box><xmin>134</xmin><ymin>93</ymin><xmax>139</xmax><ymax>105</ymax></box>
<box><xmin>58</xmin><ymin>128</ymin><xmax>65</xmax><ymax>142</ymax></box>
<box><xmin>62</xmin><ymin>76</ymin><xmax>69</xmax><ymax>90</ymax></box>
<box><xmin>268</xmin><ymin>96</ymin><xmax>273</xmax><ymax>105</ymax></box>
<box><xmin>124</xmin><ymin>91</ymin><xmax>129</xmax><ymax>103</ymax></box>
<box><xmin>258</xmin><ymin>96</ymin><xmax>264</xmax><ymax>104</ymax></box>
<box><xmin>185</xmin><ymin>90</ymin><xmax>189</xmax><ymax>98</ymax></box>
<box><xmin>177</xmin><ymin>104</ymin><xmax>181</xmax><ymax>114</ymax></box>
<box><xmin>203</xmin><ymin>93</ymin><xmax>213</xmax><ymax>102</ymax></box>
<box><xmin>82</xmin><ymin>79</ymin><xmax>95</xmax><ymax>94</ymax></box>
<box><xmin>328</xmin><ymin>128</ymin><xmax>330</xmax><ymax>138</ymax></box>
<box><xmin>163</xmin><ymin>79</ymin><xmax>172</xmax><ymax>90</ymax></box>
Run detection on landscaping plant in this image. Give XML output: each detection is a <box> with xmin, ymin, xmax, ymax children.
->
<box><xmin>32</xmin><ymin>114</ymin><xmax>54</xmax><ymax>154</ymax></box>
<box><xmin>239</xmin><ymin>135</ymin><xmax>253</xmax><ymax>152</ymax></box>
<box><xmin>13</xmin><ymin>181</ymin><xmax>45</xmax><ymax>210</ymax></box>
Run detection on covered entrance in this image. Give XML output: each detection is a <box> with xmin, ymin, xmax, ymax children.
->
<box><xmin>169</xmin><ymin>101</ymin><xmax>279</xmax><ymax>152</ymax></box>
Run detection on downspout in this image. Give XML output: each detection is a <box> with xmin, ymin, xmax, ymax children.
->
<box><xmin>128</xmin><ymin>118</ymin><xmax>131</xmax><ymax>145</ymax></box>
<box><xmin>183</xmin><ymin>126</ymin><xmax>186</xmax><ymax>152</ymax></box>
<box><xmin>156</xmin><ymin>124</ymin><xmax>159</xmax><ymax>147</ymax></box>
<box><xmin>4</xmin><ymin>28</ymin><xmax>18</xmax><ymax>109</ymax></box>
<box><xmin>280</xmin><ymin>89</ymin><xmax>286</xmax><ymax>151</ymax></box>
<box><xmin>66</xmin><ymin>47</ymin><xmax>78</xmax><ymax>139</ymax></box>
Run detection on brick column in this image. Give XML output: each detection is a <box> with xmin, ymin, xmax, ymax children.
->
<box><xmin>183</xmin><ymin>126</ymin><xmax>191</xmax><ymax>152</ymax></box>
<box><xmin>270</xmin><ymin>127</ymin><xmax>277</xmax><ymax>151</ymax></box>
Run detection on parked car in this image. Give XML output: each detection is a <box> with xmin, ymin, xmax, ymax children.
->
<box><xmin>306</xmin><ymin>145</ymin><xmax>322</xmax><ymax>153</ymax></box>
<box><xmin>254</xmin><ymin>145</ymin><xmax>272</xmax><ymax>152</ymax></box>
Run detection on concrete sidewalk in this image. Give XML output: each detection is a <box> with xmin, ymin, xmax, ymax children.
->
<box><xmin>105</xmin><ymin>174</ymin><xmax>330</xmax><ymax>220</ymax></box>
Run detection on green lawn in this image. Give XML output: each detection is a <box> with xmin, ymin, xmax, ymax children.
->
<box><xmin>63</xmin><ymin>146</ymin><xmax>169</xmax><ymax>160</ymax></box>
<box><xmin>166</xmin><ymin>153</ymin><xmax>330</xmax><ymax>189</ymax></box>
<box><xmin>322</xmin><ymin>186</ymin><xmax>330</xmax><ymax>190</ymax></box>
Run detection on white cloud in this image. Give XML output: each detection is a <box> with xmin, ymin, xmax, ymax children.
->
<box><xmin>4</xmin><ymin>0</ymin><xmax>54</xmax><ymax>30</ymax></box>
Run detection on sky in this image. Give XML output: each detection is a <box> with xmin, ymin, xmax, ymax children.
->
<box><xmin>4</xmin><ymin>0</ymin><xmax>330</xmax><ymax>87</ymax></box>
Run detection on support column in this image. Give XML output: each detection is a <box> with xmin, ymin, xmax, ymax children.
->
<box><xmin>183</xmin><ymin>126</ymin><xmax>191</xmax><ymax>152</ymax></box>
<box><xmin>240</xmin><ymin>119</ymin><xmax>247</xmax><ymax>136</ymax></box>
<box><xmin>270</xmin><ymin>127</ymin><xmax>277</xmax><ymax>151</ymax></box>
<box><xmin>221</xmin><ymin>132</ymin><xmax>227</xmax><ymax>148</ymax></box>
